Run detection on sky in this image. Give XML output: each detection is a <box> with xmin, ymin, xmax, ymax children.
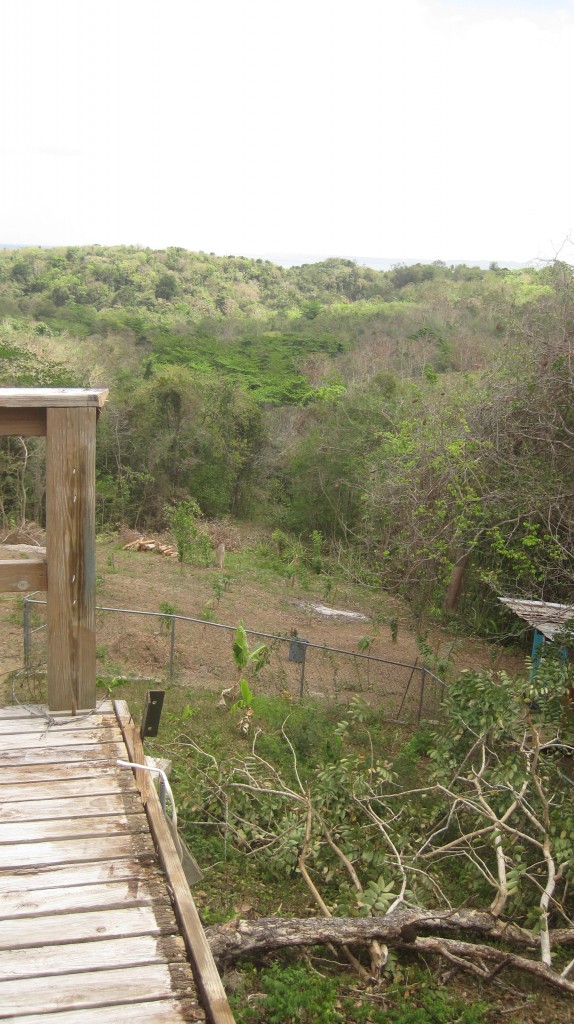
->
<box><xmin>1</xmin><ymin>0</ymin><xmax>573</xmax><ymax>265</ymax></box>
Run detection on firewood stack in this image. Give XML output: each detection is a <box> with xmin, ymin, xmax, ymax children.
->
<box><xmin>122</xmin><ymin>537</ymin><xmax>178</xmax><ymax>557</ymax></box>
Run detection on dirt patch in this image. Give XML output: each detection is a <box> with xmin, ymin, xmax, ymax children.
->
<box><xmin>0</xmin><ymin>523</ymin><xmax>45</xmax><ymax>546</ymax></box>
<box><xmin>0</xmin><ymin>537</ymin><xmax>526</xmax><ymax>718</ymax></box>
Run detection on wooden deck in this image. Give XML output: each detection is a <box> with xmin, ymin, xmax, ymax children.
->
<box><xmin>0</xmin><ymin>700</ymin><xmax>234</xmax><ymax>1023</ymax></box>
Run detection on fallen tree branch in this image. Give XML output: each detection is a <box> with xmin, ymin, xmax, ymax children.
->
<box><xmin>297</xmin><ymin>799</ymin><xmax>371</xmax><ymax>981</ymax></box>
<box><xmin>409</xmin><ymin>935</ymin><xmax>574</xmax><ymax>995</ymax></box>
<box><xmin>205</xmin><ymin>911</ymin><xmax>574</xmax><ymax>994</ymax></box>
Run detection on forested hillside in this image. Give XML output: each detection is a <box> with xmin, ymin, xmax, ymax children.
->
<box><xmin>1</xmin><ymin>245</ymin><xmax>573</xmax><ymax>636</ymax></box>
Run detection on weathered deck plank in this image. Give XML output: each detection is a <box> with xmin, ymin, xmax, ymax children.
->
<box><xmin>0</xmin><ymin>792</ymin><xmax>141</xmax><ymax>820</ymax></box>
<box><xmin>0</xmin><ymin>742</ymin><xmax>126</xmax><ymax>766</ymax></box>
<box><xmin>6</xmin><ymin>999</ymin><xmax>204</xmax><ymax>1023</ymax></box>
<box><xmin>0</xmin><ymin>701</ymin><xmax>233</xmax><ymax>1022</ymax></box>
<box><xmin>0</xmin><ymin>760</ymin><xmax>122</xmax><ymax>784</ymax></box>
<box><xmin>0</xmin><ymin>832</ymin><xmax>155</xmax><ymax>870</ymax></box>
<box><xmin>1</xmin><ymin>877</ymin><xmax>168</xmax><ymax>919</ymax></box>
<box><xmin>0</xmin><ymin>859</ymin><xmax>154</xmax><ymax>893</ymax></box>
<box><xmin>0</xmin><ymin>775</ymin><xmax>129</xmax><ymax>802</ymax></box>
<box><xmin>0</xmin><ymin>714</ymin><xmax>115</xmax><ymax>734</ymax></box>
<box><xmin>0</xmin><ymin>726</ymin><xmax>122</xmax><ymax>750</ymax></box>
<box><xmin>0</xmin><ymin>810</ymin><xmax>149</xmax><ymax>843</ymax></box>
<box><xmin>0</xmin><ymin>963</ymin><xmax>195</xmax><ymax>1016</ymax></box>
<box><xmin>0</xmin><ymin>933</ymin><xmax>187</xmax><ymax>979</ymax></box>
<box><xmin>0</xmin><ymin>905</ymin><xmax>178</xmax><ymax>951</ymax></box>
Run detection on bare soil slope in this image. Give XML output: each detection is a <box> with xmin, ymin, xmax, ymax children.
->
<box><xmin>0</xmin><ymin>532</ymin><xmax>525</xmax><ymax>715</ymax></box>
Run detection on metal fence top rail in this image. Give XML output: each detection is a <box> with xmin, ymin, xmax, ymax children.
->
<box><xmin>24</xmin><ymin>595</ymin><xmax>446</xmax><ymax>687</ymax></box>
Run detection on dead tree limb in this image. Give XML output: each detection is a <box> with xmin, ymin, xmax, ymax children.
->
<box><xmin>205</xmin><ymin>912</ymin><xmax>574</xmax><ymax>994</ymax></box>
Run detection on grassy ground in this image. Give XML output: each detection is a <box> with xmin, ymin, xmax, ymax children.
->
<box><xmin>2</xmin><ymin>531</ymin><xmax>566</xmax><ymax>1022</ymax></box>
<box><xmin>131</xmin><ymin>680</ymin><xmax>572</xmax><ymax>1024</ymax></box>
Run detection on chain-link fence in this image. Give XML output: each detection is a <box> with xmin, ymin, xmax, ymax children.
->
<box><xmin>23</xmin><ymin>597</ymin><xmax>445</xmax><ymax>726</ymax></box>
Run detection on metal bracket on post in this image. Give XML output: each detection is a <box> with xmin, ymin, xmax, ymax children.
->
<box><xmin>140</xmin><ymin>689</ymin><xmax>165</xmax><ymax>739</ymax></box>
<box><xmin>288</xmin><ymin>634</ymin><xmax>308</xmax><ymax>699</ymax></box>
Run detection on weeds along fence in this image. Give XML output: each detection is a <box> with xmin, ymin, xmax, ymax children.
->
<box><xmin>22</xmin><ymin>597</ymin><xmax>445</xmax><ymax>727</ymax></box>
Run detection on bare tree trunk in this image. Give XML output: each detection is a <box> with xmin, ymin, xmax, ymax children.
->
<box><xmin>443</xmin><ymin>551</ymin><xmax>469</xmax><ymax>613</ymax></box>
<box><xmin>205</xmin><ymin>912</ymin><xmax>574</xmax><ymax>994</ymax></box>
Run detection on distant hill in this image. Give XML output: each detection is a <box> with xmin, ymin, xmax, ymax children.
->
<box><xmin>1</xmin><ymin>244</ymin><xmax>528</xmax><ymax>271</ymax></box>
<box><xmin>247</xmin><ymin>253</ymin><xmax>528</xmax><ymax>270</ymax></box>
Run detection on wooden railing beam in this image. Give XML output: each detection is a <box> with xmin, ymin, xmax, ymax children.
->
<box><xmin>0</xmin><ymin>408</ymin><xmax>46</xmax><ymax>436</ymax></box>
<box><xmin>0</xmin><ymin>559</ymin><xmax>47</xmax><ymax>593</ymax></box>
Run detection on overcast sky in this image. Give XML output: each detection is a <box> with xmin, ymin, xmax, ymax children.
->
<box><xmin>1</xmin><ymin>0</ymin><xmax>573</xmax><ymax>264</ymax></box>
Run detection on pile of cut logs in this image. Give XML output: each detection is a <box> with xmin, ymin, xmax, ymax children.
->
<box><xmin>122</xmin><ymin>537</ymin><xmax>178</xmax><ymax>557</ymax></box>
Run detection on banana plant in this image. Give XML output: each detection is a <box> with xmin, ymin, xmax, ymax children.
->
<box><xmin>231</xmin><ymin>623</ymin><xmax>268</xmax><ymax>725</ymax></box>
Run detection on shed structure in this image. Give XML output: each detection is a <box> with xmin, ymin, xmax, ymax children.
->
<box><xmin>499</xmin><ymin>597</ymin><xmax>574</xmax><ymax>666</ymax></box>
<box><xmin>499</xmin><ymin>598</ymin><xmax>574</xmax><ymax>641</ymax></box>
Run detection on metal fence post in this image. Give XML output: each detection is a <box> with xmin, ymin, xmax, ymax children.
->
<box><xmin>418</xmin><ymin>667</ymin><xmax>427</xmax><ymax>727</ymax></box>
<box><xmin>299</xmin><ymin>646</ymin><xmax>307</xmax><ymax>699</ymax></box>
<box><xmin>23</xmin><ymin>597</ymin><xmax>31</xmax><ymax>670</ymax></box>
<box><xmin>169</xmin><ymin>615</ymin><xmax>176</xmax><ymax>680</ymax></box>
<box><xmin>15</xmin><ymin>596</ymin><xmax>447</xmax><ymax>720</ymax></box>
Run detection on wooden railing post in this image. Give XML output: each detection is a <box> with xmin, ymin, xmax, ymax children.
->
<box><xmin>0</xmin><ymin>388</ymin><xmax>108</xmax><ymax>712</ymax></box>
<box><xmin>46</xmin><ymin>406</ymin><xmax>97</xmax><ymax>711</ymax></box>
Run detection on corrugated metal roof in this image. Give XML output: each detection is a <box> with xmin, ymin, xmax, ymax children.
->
<box><xmin>499</xmin><ymin>598</ymin><xmax>574</xmax><ymax>640</ymax></box>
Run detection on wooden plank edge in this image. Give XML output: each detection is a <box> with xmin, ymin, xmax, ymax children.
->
<box><xmin>0</xmin><ymin>997</ymin><xmax>205</xmax><ymax>1023</ymax></box>
<box><xmin>114</xmin><ymin>700</ymin><xmax>235</xmax><ymax>1024</ymax></box>
<box><xmin>0</xmin><ymin>701</ymin><xmax>114</xmax><ymax>718</ymax></box>
<box><xmin>0</xmin><ymin>961</ymin><xmax>197</xmax><ymax>1016</ymax></box>
<box><xmin>0</xmin><ymin>933</ymin><xmax>187</xmax><ymax>981</ymax></box>
<box><xmin>0</xmin><ymin>742</ymin><xmax>126</xmax><ymax>765</ymax></box>
<box><xmin>0</xmin><ymin>388</ymin><xmax>109</xmax><ymax>409</ymax></box>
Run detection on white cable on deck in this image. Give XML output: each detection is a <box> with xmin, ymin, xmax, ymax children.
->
<box><xmin>117</xmin><ymin>758</ymin><xmax>184</xmax><ymax>861</ymax></box>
